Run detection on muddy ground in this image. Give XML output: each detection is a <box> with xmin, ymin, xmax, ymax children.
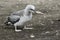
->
<box><xmin>0</xmin><ymin>0</ymin><xmax>60</xmax><ymax>40</ymax></box>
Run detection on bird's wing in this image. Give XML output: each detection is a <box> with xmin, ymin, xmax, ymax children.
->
<box><xmin>11</xmin><ymin>9</ymin><xmax>24</xmax><ymax>16</ymax></box>
<box><xmin>8</xmin><ymin>9</ymin><xmax>25</xmax><ymax>24</ymax></box>
<box><xmin>8</xmin><ymin>15</ymin><xmax>20</xmax><ymax>24</ymax></box>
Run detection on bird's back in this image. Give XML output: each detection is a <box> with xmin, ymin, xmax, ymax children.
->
<box><xmin>11</xmin><ymin>9</ymin><xmax>24</xmax><ymax>16</ymax></box>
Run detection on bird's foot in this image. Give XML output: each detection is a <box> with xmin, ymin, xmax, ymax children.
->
<box><xmin>24</xmin><ymin>26</ymin><xmax>33</xmax><ymax>29</ymax></box>
<box><xmin>15</xmin><ymin>30</ymin><xmax>22</xmax><ymax>32</ymax></box>
<box><xmin>24</xmin><ymin>27</ymin><xmax>33</xmax><ymax>29</ymax></box>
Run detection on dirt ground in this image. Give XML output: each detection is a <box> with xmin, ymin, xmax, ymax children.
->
<box><xmin>0</xmin><ymin>0</ymin><xmax>60</xmax><ymax>40</ymax></box>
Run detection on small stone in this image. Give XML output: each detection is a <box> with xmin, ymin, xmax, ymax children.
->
<box><xmin>44</xmin><ymin>15</ymin><xmax>46</xmax><ymax>18</ymax></box>
<box><xmin>45</xmin><ymin>31</ymin><xmax>50</xmax><ymax>34</ymax></box>
<box><xmin>30</xmin><ymin>34</ymin><xmax>35</xmax><ymax>38</ymax></box>
<box><xmin>51</xmin><ymin>21</ymin><xmax>54</xmax><ymax>24</ymax></box>
<box><xmin>56</xmin><ymin>32</ymin><xmax>59</xmax><ymax>36</ymax></box>
<box><xmin>40</xmin><ymin>23</ymin><xmax>45</xmax><ymax>25</ymax></box>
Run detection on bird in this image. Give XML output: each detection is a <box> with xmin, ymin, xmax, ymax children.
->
<box><xmin>4</xmin><ymin>5</ymin><xmax>36</xmax><ymax>32</ymax></box>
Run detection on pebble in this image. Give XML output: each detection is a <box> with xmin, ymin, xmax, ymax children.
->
<box><xmin>30</xmin><ymin>34</ymin><xmax>35</xmax><ymax>38</ymax></box>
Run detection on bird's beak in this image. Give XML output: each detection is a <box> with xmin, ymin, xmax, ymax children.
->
<box><xmin>35</xmin><ymin>11</ymin><xmax>44</xmax><ymax>14</ymax></box>
<box><xmin>31</xmin><ymin>10</ymin><xmax>35</xmax><ymax>13</ymax></box>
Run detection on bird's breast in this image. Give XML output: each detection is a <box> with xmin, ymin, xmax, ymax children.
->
<box><xmin>20</xmin><ymin>15</ymin><xmax>32</xmax><ymax>22</ymax></box>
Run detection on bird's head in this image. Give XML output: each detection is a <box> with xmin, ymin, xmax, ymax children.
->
<box><xmin>25</xmin><ymin>5</ymin><xmax>44</xmax><ymax>15</ymax></box>
<box><xmin>25</xmin><ymin>5</ymin><xmax>35</xmax><ymax>13</ymax></box>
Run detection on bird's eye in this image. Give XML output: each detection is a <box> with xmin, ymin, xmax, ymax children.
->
<box><xmin>30</xmin><ymin>9</ymin><xmax>35</xmax><ymax>11</ymax></box>
<box><xmin>30</xmin><ymin>9</ymin><xmax>33</xmax><ymax>10</ymax></box>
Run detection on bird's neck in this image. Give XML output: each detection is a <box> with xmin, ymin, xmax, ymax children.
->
<box><xmin>24</xmin><ymin>9</ymin><xmax>32</xmax><ymax>16</ymax></box>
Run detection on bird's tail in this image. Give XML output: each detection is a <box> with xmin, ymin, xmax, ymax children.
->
<box><xmin>4</xmin><ymin>17</ymin><xmax>12</xmax><ymax>26</ymax></box>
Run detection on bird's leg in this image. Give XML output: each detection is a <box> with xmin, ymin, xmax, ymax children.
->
<box><xmin>15</xmin><ymin>26</ymin><xmax>22</xmax><ymax>32</ymax></box>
